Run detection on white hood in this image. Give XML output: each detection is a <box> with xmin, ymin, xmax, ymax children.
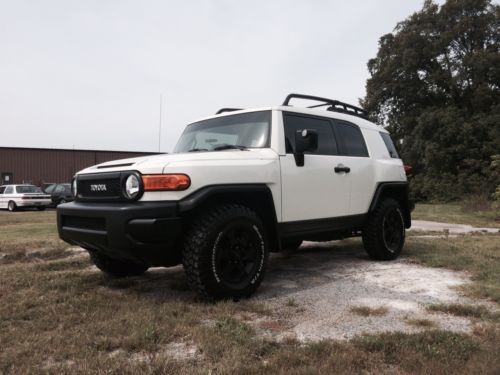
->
<box><xmin>77</xmin><ymin>149</ymin><xmax>278</xmax><ymax>175</ymax></box>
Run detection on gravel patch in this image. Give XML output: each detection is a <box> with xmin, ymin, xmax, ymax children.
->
<box><xmin>254</xmin><ymin>240</ymin><xmax>475</xmax><ymax>341</ymax></box>
<box><xmin>410</xmin><ymin>220</ymin><xmax>499</xmax><ymax>234</ymax></box>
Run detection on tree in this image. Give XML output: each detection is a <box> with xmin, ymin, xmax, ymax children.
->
<box><xmin>362</xmin><ymin>0</ymin><xmax>500</xmax><ymax>201</ymax></box>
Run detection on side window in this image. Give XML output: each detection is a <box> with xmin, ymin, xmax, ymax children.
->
<box><xmin>283</xmin><ymin>113</ymin><xmax>338</xmax><ymax>155</ymax></box>
<box><xmin>4</xmin><ymin>186</ymin><xmax>13</xmax><ymax>194</ymax></box>
<box><xmin>45</xmin><ymin>185</ymin><xmax>56</xmax><ymax>193</ymax></box>
<box><xmin>0</xmin><ymin>187</ymin><xmax>5</xmax><ymax>194</ymax></box>
<box><xmin>334</xmin><ymin>121</ymin><xmax>369</xmax><ymax>157</ymax></box>
<box><xmin>380</xmin><ymin>132</ymin><xmax>400</xmax><ymax>158</ymax></box>
<box><xmin>55</xmin><ymin>185</ymin><xmax>65</xmax><ymax>193</ymax></box>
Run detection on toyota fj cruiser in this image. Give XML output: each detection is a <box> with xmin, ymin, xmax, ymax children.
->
<box><xmin>57</xmin><ymin>94</ymin><xmax>412</xmax><ymax>300</ymax></box>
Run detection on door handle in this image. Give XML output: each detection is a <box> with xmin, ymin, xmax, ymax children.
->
<box><xmin>334</xmin><ymin>164</ymin><xmax>350</xmax><ymax>173</ymax></box>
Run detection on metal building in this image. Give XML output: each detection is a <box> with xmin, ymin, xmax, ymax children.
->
<box><xmin>0</xmin><ymin>147</ymin><xmax>156</xmax><ymax>185</ymax></box>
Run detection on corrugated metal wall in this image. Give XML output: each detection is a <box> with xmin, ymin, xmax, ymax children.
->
<box><xmin>0</xmin><ymin>147</ymin><xmax>156</xmax><ymax>185</ymax></box>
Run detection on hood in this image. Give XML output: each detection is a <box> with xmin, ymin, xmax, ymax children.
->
<box><xmin>77</xmin><ymin>149</ymin><xmax>278</xmax><ymax>175</ymax></box>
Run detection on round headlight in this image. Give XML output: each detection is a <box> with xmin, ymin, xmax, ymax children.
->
<box><xmin>72</xmin><ymin>178</ymin><xmax>77</xmax><ymax>197</ymax></box>
<box><xmin>124</xmin><ymin>174</ymin><xmax>140</xmax><ymax>200</ymax></box>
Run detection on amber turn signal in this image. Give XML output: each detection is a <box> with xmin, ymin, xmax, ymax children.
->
<box><xmin>142</xmin><ymin>174</ymin><xmax>191</xmax><ymax>191</ymax></box>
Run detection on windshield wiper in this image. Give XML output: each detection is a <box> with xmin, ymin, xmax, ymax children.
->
<box><xmin>188</xmin><ymin>148</ymin><xmax>209</xmax><ymax>152</ymax></box>
<box><xmin>213</xmin><ymin>144</ymin><xmax>248</xmax><ymax>151</ymax></box>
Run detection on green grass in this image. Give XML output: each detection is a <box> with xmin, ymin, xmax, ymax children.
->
<box><xmin>427</xmin><ymin>304</ymin><xmax>500</xmax><ymax>323</ymax></box>
<box><xmin>413</xmin><ymin>203</ymin><xmax>500</xmax><ymax>228</ymax></box>
<box><xmin>405</xmin><ymin>234</ymin><xmax>500</xmax><ymax>303</ymax></box>
<box><xmin>350</xmin><ymin>306</ymin><xmax>388</xmax><ymax>317</ymax></box>
<box><xmin>404</xmin><ymin>318</ymin><xmax>437</xmax><ymax>328</ymax></box>
<box><xmin>1</xmin><ymin>210</ymin><xmax>499</xmax><ymax>373</ymax></box>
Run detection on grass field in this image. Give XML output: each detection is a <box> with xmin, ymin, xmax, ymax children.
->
<box><xmin>0</xmin><ymin>206</ymin><xmax>499</xmax><ymax>374</ymax></box>
<box><xmin>413</xmin><ymin>202</ymin><xmax>500</xmax><ymax>228</ymax></box>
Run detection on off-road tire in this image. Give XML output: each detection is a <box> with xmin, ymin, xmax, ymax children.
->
<box><xmin>362</xmin><ymin>198</ymin><xmax>405</xmax><ymax>260</ymax></box>
<box><xmin>89</xmin><ymin>251</ymin><xmax>149</xmax><ymax>277</ymax></box>
<box><xmin>8</xmin><ymin>201</ymin><xmax>16</xmax><ymax>212</ymax></box>
<box><xmin>182</xmin><ymin>204</ymin><xmax>269</xmax><ymax>300</ymax></box>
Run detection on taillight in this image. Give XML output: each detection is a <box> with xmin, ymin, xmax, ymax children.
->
<box><xmin>404</xmin><ymin>165</ymin><xmax>413</xmax><ymax>176</ymax></box>
<box><xmin>142</xmin><ymin>174</ymin><xmax>191</xmax><ymax>191</ymax></box>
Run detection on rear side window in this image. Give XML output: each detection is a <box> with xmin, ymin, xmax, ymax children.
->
<box><xmin>380</xmin><ymin>132</ymin><xmax>399</xmax><ymax>158</ymax></box>
<box><xmin>334</xmin><ymin>121</ymin><xmax>369</xmax><ymax>157</ymax></box>
<box><xmin>283</xmin><ymin>113</ymin><xmax>338</xmax><ymax>155</ymax></box>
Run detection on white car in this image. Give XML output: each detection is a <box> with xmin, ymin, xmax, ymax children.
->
<box><xmin>0</xmin><ymin>184</ymin><xmax>52</xmax><ymax>211</ymax></box>
<box><xmin>58</xmin><ymin>93</ymin><xmax>413</xmax><ymax>300</ymax></box>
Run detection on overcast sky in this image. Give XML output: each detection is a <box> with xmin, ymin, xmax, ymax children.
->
<box><xmin>0</xmin><ymin>0</ymin><xmax>441</xmax><ymax>152</ymax></box>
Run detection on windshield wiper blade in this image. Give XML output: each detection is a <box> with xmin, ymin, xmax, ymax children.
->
<box><xmin>213</xmin><ymin>144</ymin><xmax>248</xmax><ymax>151</ymax></box>
<box><xmin>188</xmin><ymin>148</ymin><xmax>208</xmax><ymax>152</ymax></box>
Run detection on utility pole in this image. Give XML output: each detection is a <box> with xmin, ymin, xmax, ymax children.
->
<box><xmin>158</xmin><ymin>94</ymin><xmax>163</xmax><ymax>152</ymax></box>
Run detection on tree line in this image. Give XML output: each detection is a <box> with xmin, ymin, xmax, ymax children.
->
<box><xmin>362</xmin><ymin>0</ymin><xmax>499</xmax><ymax>201</ymax></box>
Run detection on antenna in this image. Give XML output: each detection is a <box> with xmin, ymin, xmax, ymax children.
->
<box><xmin>158</xmin><ymin>94</ymin><xmax>163</xmax><ymax>152</ymax></box>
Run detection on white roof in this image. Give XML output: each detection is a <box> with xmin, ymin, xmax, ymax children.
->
<box><xmin>191</xmin><ymin>105</ymin><xmax>385</xmax><ymax>133</ymax></box>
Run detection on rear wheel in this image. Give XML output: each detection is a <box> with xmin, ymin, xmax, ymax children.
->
<box><xmin>7</xmin><ymin>201</ymin><xmax>16</xmax><ymax>212</ymax></box>
<box><xmin>362</xmin><ymin>198</ymin><xmax>405</xmax><ymax>260</ymax></box>
<box><xmin>88</xmin><ymin>251</ymin><xmax>149</xmax><ymax>277</ymax></box>
<box><xmin>183</xmin><ymin>204</ymin><xmax>269</xmax><ymax>300</ymax></box>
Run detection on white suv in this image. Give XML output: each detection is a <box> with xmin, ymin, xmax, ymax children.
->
<box><xmin>57</xmin><ymin>94</ymin><xmax>412</xmax><ymax>300</ymax></box>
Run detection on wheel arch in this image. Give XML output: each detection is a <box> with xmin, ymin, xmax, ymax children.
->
<box><xmin>368</xmin><ymin>182</ymin><xmax>412</xmax><ymax>228</ymax></box>
<box><xmin>178</xmin><ymin>184</ymin><xmax>280</xmax><ymax>250</ymax></box>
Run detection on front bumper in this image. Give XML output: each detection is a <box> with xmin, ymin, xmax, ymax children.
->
<box><xmin>57</xmin><ymin>201</ymin><xmax>182</xmax><ymax>266</ymax></box>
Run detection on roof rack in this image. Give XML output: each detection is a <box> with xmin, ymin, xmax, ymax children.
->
<box><xmin>282</xmin><ymin>93</ymin><xmax>368</xmax><ymax>120</ymax></box>
<box><xmin>215</xmin><ymin>108</ymin><xmax>243</xmax><ymax>115</ymax></box>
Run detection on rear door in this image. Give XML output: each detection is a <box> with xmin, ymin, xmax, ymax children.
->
<box><xmin>280</xmin><ymin>113</ymin><xmax>351</xmax><ymax>222</ymax></box>
<box><xmin>332</xmin><ymin>120</ymin><xmax>375</xmax><ymax>215</ymax></box>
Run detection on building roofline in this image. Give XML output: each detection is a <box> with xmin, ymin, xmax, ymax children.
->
<box><xmin>0</xmin><ymin>145</ymin><xmax>158</xmax><ymax>154</ymax></box>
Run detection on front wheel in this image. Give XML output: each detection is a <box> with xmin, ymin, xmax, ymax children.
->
<box><xmin>8</xmin><ymin>201</ymin><xmax>16</xmax><ymax>212</ymax></box>
<box><xmin>88</xmin><ymin>251</ymin><xmax>149</xmax><ymax>277</ymax></box>
<box><xmin>182</xmin><ymin>204</ymin><xmax>269</xmax><ymax>300</ymax></box>
<box><xmin>362</xmin><ymin>198</ymin><xmax>405</xmax><ymax>260</ymax></box>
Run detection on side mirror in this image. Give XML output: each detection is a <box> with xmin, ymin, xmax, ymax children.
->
<box><xmin>294</xmin><ymin>129</ymin><xmax>318</xmax><ymax>166</ymax></box>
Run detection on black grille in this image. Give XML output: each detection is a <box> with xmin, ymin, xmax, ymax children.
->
<box><xmin>63</xmin><ymin>216</ymin><xmax>106</xmax><ymax>231</ymax></box>
<box><xmin>77</xmin><ymin>172</ymin><xmax>122</xmax><ymax>200</ymax></box>
<box><xmin>79</xmin><ymin>179</ymin><xmax>121</xmax><ymax>198</ymax></box>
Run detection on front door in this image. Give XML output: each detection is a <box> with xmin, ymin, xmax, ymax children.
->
<box><xmin>0</xmin><ymin>186</ymin><xmax>5</xmax><ymax>209</ymax></box>
<box><xmin>280</xmin><ymin>113</ymin><xmax>351</xmax><ymax>222</ymax></box>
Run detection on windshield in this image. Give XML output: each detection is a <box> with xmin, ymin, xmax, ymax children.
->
<box><xmin>174</xmin><ymin>111</ymin><xmax>271</xmax><ymax>153</ymax></box>
<box><xmin>16</xmin><ymin>185</ymin><xmax>41</xmax><ymax>194</ymax></box>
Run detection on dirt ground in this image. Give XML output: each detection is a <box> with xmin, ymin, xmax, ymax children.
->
<box><xmin>255</xmin><ymin>240</ymin><xmax>474</xmax><ymax>341</ymax></box>
<box><xmin>71</xmin><ymin>234</ymin><xmax>480</xmax><ymax>342</ymax></box>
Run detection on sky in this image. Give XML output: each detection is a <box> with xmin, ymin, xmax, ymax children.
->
<box><xmin>0</xmin><ymin>0</ymin><xmax>442</xmax><ymax>153</ymax></box>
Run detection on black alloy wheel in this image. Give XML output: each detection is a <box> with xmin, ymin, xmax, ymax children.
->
<box><xmin>362</xmin><ymin>198</ymin><xmax>406</xmax><ymax>260</ymax></box>
<box><xmin>213</xmin><ymin>221</ymin><xmax>264</xmax><ymax>289</ymax></box>
<box><xmin>382</xmin><ymin>208</ymin><xmax>405</xmax><ymax>253</ymax></box>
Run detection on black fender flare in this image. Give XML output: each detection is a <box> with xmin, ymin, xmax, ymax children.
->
<box><xmin>178</xmin><ymin>184</ymin><xmax>280</xmax><ymax>249</ymax></box>
<box><xmin>368</xmin><ymin>182</ymin><xmax>412</xmax><ymax>228</ymax></box>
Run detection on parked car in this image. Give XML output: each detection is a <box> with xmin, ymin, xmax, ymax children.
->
<box><xmin>44</xmin><ymin>183</ymin><xmax>74</xmax><ymax>206</ymax></box>
<box><xmin>0</xmin><ymin>184</ymin><xmax>52</xmax><ymax>211</ymax></box>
